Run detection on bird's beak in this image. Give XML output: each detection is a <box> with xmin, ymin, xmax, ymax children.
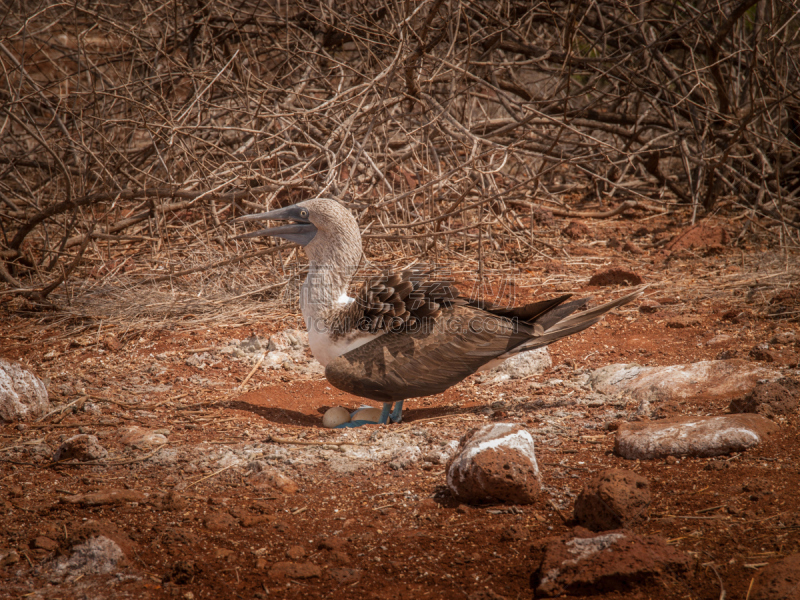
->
<box><xmin>233</xmin><ymin>204</ymin><xmax>317</xmax><ymax>246</ymax></box>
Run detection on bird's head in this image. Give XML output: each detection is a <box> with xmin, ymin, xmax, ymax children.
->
<box><xmin>234</xmin><ymin>197</ymin><xmax>361</xmax><ymax>263</ymax></box>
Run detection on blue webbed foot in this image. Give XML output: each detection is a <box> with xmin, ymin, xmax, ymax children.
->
<box><xmin>335</xmin><ymin>420</ymin><xmax>379</xmax><ymax>428</ymax></box>
<box><xmin>389</xmin><ymin>400</ymin><xmax>404</xmax><ymax>424</ymax></box>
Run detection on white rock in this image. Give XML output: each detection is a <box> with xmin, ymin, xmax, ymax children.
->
<box><xmin>0</xmin><ymin>358</ymin><xmax>50</xmax><ymax>422</ymax></box>
<box><xmin>247</xmin><ymin>461</ymin><xmax>298</xmax><ymax>493</ymax></box>
<box><xmin>148</xmin><ymin>447</ymin><xmax>177</xmax><ymax>466</ymax></box>
<box><xmin>389</xmin><ymin>445</ymin><xmax>421</xmax><ymax>470</ymax></box>
<box><xmin>0</xmin><ymin>548</ymin><xmax>20</xmax><ymax>566</ymax></box>
<box><xmin>706</xmin><ymin>334</ymin><xmax>733</xmax><ymax>347</ymax></box>
<box><xmin>241</xmin><ymin>335</ymin><xmax>264</xmax><ymax>353</ymax></box>
<box><xmin>328</xmin><ymin>456</ymin><xmax>360</xmax><ymax>474</ymax></box>
<box><xmin>489</xmin><ymin>348</ymin><xmax>552</xmax><ymax>381</ymax></box>
<box><xmin>615</xmin><ymin>414</ymin><xmax>779</xmax><ymax>459</ymax></box>
<box><xmin>532</xmin><ymin>530</ymin><xmax>689</xmax><ymax>597</ymax></box>
<box><xmin>268</xmin><ymin>329</ymin><xmax>309</xmax><ymax>354</ymax></box>
<box><xmin>424</xmin><ymin>440</ymin><xmax>459</xmax><ymax>465</ymax></box>
<box><xmin>82</xmin><ymin>402</ymin><xmax>101</xmax><ymax>415</ymax></box>
<box><xmin>770</xmin><ymin>330</ymin><xmax>797</xmax><ymax>345</ymax></box>
<box><xmin>262</xmin><ymin>350</ymin><xmax>292</xmax><ymax>370</ymax></box>
<box><xmin>50</xmin><ymin>536</ymin><xmax>124</xmax><ymax>579</ymax></box>
<box><xmin>446</xmin><ymin>423</ymin><xmax>541</xmax><ymax>504</ymax></box>
<box><xmin>304</xmin><ymin>359</ymin><xmax>326</xmax><ymax>375</ymax></box>
<box><xmin>52</xmin><ymin>435</ymin><xmax>108</xmax><ymax>462</ymax></box>
<box><xmin>119</xmin><ymin>426</ymin><xmax>168</xmax><ymax>448</ymax></box>
<box><xmin>185</xmin><ymin>353</ymin><xmax>212</xmax><ymax>369</ymax></box>
<box><xmin>588</xmin><ymin>360</ymin><xmax>779</xmax><ymax>403</ymax></box>
<box><xmin>215</xmin><ymin>451</ymin><xmax>240</xmax><ymax>469</ymax></box>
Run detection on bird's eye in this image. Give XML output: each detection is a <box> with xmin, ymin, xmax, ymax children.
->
<box><xmin>300</xmin><ymin>209</ymin><xmax>308</xmax><ymax>218</ymax></box>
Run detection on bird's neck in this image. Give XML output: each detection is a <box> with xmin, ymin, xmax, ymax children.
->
<box><xmin>299</xmin><ymin>234</ymin><xmax>362</xmax><ymax>330</ymax></box>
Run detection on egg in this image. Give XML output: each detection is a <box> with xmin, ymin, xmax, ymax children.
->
<box><xmin>350</xmin><ymin>407</ymin><xmax>383</xmax><ymax>424</ymax></box>
<box><xmin>322</xmin><ymin>406</ymin><xmax>350</xmax><ymax>428</ymax></box>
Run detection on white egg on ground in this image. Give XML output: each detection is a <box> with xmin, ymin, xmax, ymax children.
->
<box><xmin>350</xmin><ymin>407</ymin><xmax>383</xmax><ymax>423</ymax></box>
<box><xmin>322</xmin><ymin>406</ymin><xmax>350</xmax><ymax>428</ymax></box>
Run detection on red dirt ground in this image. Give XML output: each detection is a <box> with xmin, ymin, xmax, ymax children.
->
<box><xmin>1</xmin><ymin>212</ymin><xmax>799</xmax><ymax>600</ymax></box>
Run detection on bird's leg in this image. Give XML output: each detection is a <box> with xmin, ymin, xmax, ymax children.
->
<box><xmin>389</xmin><ymin>400</ymin><xmax>404</xmax><ymax>424</ymax></box>
<box><xmin>378</xmin><ymin>402</ymin><xmax>392</xmax><ymax>425</ymax></box>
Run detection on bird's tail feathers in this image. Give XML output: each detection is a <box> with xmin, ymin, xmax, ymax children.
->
<box><xmin>530</xmin><ymin>298</ymin><xmax>589</xmax><ymax>331</ymax></box>
<box><xmin>504</xmin><ymin>285</ymin><xmax>647</xmax><ymax>355</ymax></box>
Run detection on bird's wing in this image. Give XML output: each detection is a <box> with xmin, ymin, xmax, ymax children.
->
<box><xmin>329</xmin><ymin>266</ymin><xmax>460</xmax><ymax>335</ymax></box>
<box><xmin>325</xmin><ymin>305</ymin><xmax>532</xmax><ymax>402</ymax></box>
<box><xmin>326</xmin><ymin>287</ymin><xmax>647</xmax><ymax>401</ymax></box>
<box><xmin>331</xmin><ymin>267</ymin><xmax>582</xmax><ymax>336</ymax></box>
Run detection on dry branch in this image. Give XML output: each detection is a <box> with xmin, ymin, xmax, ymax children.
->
<box><xmin>0</xmin><ymin>0</ymin><xmax>797</xmax><ymax>310</ymax></box>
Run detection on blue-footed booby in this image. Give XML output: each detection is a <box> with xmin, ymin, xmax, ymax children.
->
<box><xmin>235</xmin><ymin>198</ymin><xmax>644</xmax><ymax>427</ymax></box>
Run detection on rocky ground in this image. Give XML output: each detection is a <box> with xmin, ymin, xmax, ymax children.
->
<box><xmin>1</xmin><ymin>215</ymin><xmax>799</xmax><ymax>600</ymax></box>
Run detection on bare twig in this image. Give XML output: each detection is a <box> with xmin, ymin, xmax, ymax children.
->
<box><xmin>0</xmin><ymin>0</ymin><xmax>796</xmax><ymax>312</ymax></box>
